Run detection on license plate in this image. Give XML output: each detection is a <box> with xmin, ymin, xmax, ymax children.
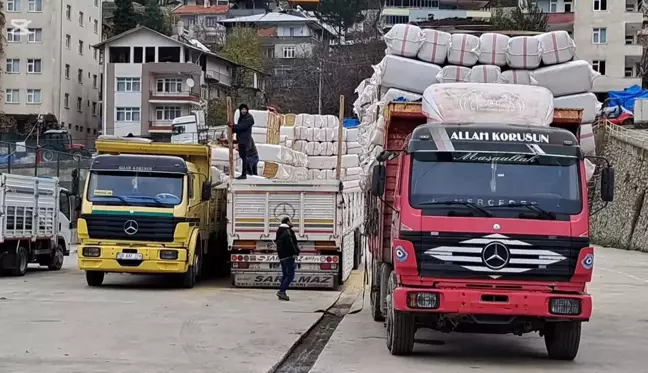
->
<box><xmin>117</xmin><ymin>253</ymin><xmax>143</xmax><ymax>260</ymax></box>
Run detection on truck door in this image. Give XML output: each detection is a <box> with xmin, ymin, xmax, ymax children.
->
<box><xmin>59</xmin><ymin>190</ymin><xmax>72</xmax><ymax>255</ymax></box>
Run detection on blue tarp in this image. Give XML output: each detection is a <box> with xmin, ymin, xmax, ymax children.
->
<box><xmin>343</xmin><ymin>118</ymin><xmax>359</xmax><ymax>128</ymax></box>
<box><xmin>607</xmin><ymin>85</ymin><xmax>648</xmax><ymax>113</ymax></box>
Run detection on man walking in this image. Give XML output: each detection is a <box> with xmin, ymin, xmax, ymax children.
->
<box><xmin>230</xmin><ymin>104</ymin><xmax>254</xmax><ymax>180</ymax></box>
<box><xmin>275</xmin><ymin>217</ymin><xmax>299</xmax><ymax>301</ymax></box>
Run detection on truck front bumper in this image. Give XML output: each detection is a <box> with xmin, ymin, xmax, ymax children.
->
<box><xmin>78</xmin><ymin>245</ymin><xmax>189</xmax><ymax>274</ymax></box>
<box><xmin>393</xmin><ymin>286</ymin><xmax>592</xmax><ymax>320</ymax></box>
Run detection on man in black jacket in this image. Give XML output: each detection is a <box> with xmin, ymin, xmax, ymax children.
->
<box><xmin>275</xmin><ymin>217</ymin><xmax>300</xmax><ymax>301</ymax></box>
<box><xmin>230</xmin><ymin>103</ymin><xmax>254</xmax><ymax>180</ymax></box>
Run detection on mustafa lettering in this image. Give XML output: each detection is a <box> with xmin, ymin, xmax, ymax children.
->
<box><xmin>450</xmin><ymin>131</ymin><xmax>550</xmax><ymax>144</ymax></box>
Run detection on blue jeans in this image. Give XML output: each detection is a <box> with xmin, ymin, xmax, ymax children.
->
<box><xmin>279</xmin><ymin>257</ymin><xmax>296</xmax><ymax>292</ymax></box>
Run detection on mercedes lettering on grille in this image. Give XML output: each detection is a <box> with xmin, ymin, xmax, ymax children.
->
<box><xmin>481</xmin><ymin>242</ymin><xmax>510</xmax><ymax>270</ymax></box>
<box><xmin>123</xmin><ymin>220</ymin><xmax>139</xmax><ymax>235</ymax></box>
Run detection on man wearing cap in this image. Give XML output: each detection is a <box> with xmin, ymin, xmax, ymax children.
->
<box><xmin>229</xmin><ymin>103</ymin><xmax>255</xmax><ymax>180</ymax></box>
<box><xmin>275</xmin><ymin>217</ymin><xmax>300</xmax><ymax>301</ymax></box>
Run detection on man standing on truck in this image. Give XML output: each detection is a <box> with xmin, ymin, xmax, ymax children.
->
<box><xmin>246</xmin><ymin>137</ymin><xmax>259</xmax><ymax>176</ymax></box>
<box><xmin>276</xmin><ymin>217</ymin><xmax>300</xmax><ymax>301</ymax></box>
<box><xmin>229</xmin><ymin>104</ymin><xmax>254</xmax><ymax>180</ymax></box>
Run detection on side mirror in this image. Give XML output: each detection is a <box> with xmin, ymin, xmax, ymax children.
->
<box><xmin>600</xmin><ymin>167</ymin><xmax>615</xmax><ymax>202</ymax></box>
<box><xmin>201</xmin><ymin>180</ymin><xmax>212</xmax><ymax>201</ymax></box>
<box><xmin>370</xmin><ymin>164</ymin><xmax>386</xmax><ymax>197</ymax></box>
<box><xmin>74</xmin><ymin>196</ymin><xmax>82</xmax><ymax>211</ymax></box>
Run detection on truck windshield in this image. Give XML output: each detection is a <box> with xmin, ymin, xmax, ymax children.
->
<box><xmin>87</xmin><ymin>171</ymin><xmax>184</xmax><ymax>207</ymax></box>
<box><xmin>409</xmin><ymin>151</ymin><xmax>582</xmax><ymax>215</ymax></box>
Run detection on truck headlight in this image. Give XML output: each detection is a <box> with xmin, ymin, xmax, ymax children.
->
<box><xmin>407</xmin><ymin>292</ymin><xmax>439</xmax><ymax>309</ymax></box>
<box><xmin>82</xmin><ymin>247</ymin><xmax>100</xmax><ymax>257</ymax></box>
<box><xmin>549</xmin><ymin>298</ymin><xmax>581</xmax><ymax>315</ymax></box>
<box><xmin>160</xmin><ymin>250</ymin><xmax>178</xmax><ymax>260</ymax></box>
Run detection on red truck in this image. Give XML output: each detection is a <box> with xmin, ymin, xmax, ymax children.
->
<box><xmin>368</xmin><ymin>102</ymin><xmax>615</xmax><ymax>360</ymax></box>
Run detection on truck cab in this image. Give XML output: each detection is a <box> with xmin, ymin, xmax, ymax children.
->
<box><xmin>368</xmin><ymin>97</ymin><xmax>614</xmax><ymax>359</ymax></box>
<box><xmin>77</xmin><ymin>137</ymin><xmax>214</xmax><ymax>288</ymax></box>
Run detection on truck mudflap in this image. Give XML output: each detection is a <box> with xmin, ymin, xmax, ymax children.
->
<box><xmin>232</xmin><ymin>271</ymin><xmax>337</xmax><ymax>289</ymax></box>
<box><xmin>392</xmin><ymin>286</ymin><xmax>592</xmax><ymax>320</ymax></box>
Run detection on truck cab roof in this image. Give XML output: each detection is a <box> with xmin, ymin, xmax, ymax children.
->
<box><xmin>91</xmin><ymin>154</ymin><xmax>188</xmax><ymax>174</ymax></box>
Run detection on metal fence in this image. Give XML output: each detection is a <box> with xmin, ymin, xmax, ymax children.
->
<box><xmin>0</xmin><ymin>141</ymin><xmax>92</xmax><ymax>192</ymax></box>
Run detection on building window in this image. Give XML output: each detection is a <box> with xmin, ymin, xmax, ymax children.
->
<box><xmin>28</xmin><ymin>0</ymin><xmax>42</xmax><ymax>12</ymax></box>
<box><xmin>385</xmin><ymin>15</ymin><xmax>409</xmax><ymax>25</ymax></box>
<box><xmin>76</xmin><ymin>97</ymin><xmax>82</xmax><ymax>111</ymax></box>
<box><xmin>78</xmin><ymin>11</ymin><xmax>84</xmax><ymax>26</ymax></box>
<box><xmin>26</xmin><ymin>89</ymin><xmax>41</xmax><ymax>104</ymax></box>
<box><xmin>116</xmin><ymin>77</ymin><xmax>141</xmax><ymax>92</ymax></box>
<box><xmin>592</xmin><ymin>28</ymin><xmax>607</xmax><ymax>44</ymax></box>
<box><xmin>92</xmin><ymin>102</ymin><xmax>97</xmax><ymax>115</ymax></box>
<box><xmin>27</xmin><ymin>59</ymin><xmax>42</xmax><ymax>73</ymax></box>
<box><xmin>282</xmin><ymin>47</ymin><xmax>296</xmax><ymax>59</ymax></box>
<box><xmin>94</xmin><ymin>0</ymin><xmax>98</xmax><ymax>6</ymax></box>
<box><xmin>93</xmin><ymin>48</ymin><xmax>98</xmax><ymax>60</ymax></box>
<box><xmin>7</xmin><ymin>29</ymin><xmax>21</xmax><ymax>42</ymax></box>
<box><xmin>626</xmin><ymin>35</ymin><xmax>635</xmax><ymax>44</ymax></box>
<box><xmin>5</xmin><ymin>89</ymin><xmax>19</xmax><ymax>104</ymax></box>
<box><xmin>6</xmin><ymin>59</ymin><xmax>20</xmax><ymax>73</ymax></box>
<box><xmin>94</xmin><ymin>19</ymin><xmax>99</xmax><ymax>33</ymax></box>
<box><xmin>205</xmin><ymin>17</ymin><xmax>219</xmax><ymax>27</ymax></box>
<box><xmin>65</xmin><ymin>34</ymin><xmax>71</xmax><ymax>48</ymax></box>
<box><xmin>625</xmin><ymin>67</ymin><xmax>635</xmax><ymax>77</ymax></box>
<box><xmin>564</xmin><ymin>0</ymin><xmax>572</xmax><ymax>11</ymax></box>
<box><xmin>156</xmin><ymin>78</ymin><xmax>183</xmax><ymax>93</ymax></box>
<box><xmin>549</xmin><ymin>0</ymin><xmax>558</xmax><ymax>12</ymax></box>
<box><xmin>265</xmin><ymin>48</ymin><xmax>275</xmax><ymax>59</ymax></box>
<box><xmin>592</xmin><ymin>60</ymin><xmax>606</xmax><ymax>75</ymax></box>
<box><xmin>593</xmin><ymin>0</ymin><xmax>607</xmax><ymax>11</ymax></box>
<box><xmin>27</xmin><ymin>28</ymin><xmax>42</xmax><ymax>42</ymax></box>
<box><xmin>64</xmin><ymin>64</ymin><xmax>70</xmax><ymax>78</ymax></box>
<box><xmin>66</xmin><ymin>4</ymin><xmax>71</xmax><ymax>19</ymax></box>
<box><xmin>78</xmin><ymin>40</ymin><xmax>84</xmax><ymax>55</ymax></box>
<box><xmin>116</xmin><ymin>107</ymin><xmax>141</xmax><ymax>122</ymax></box>
<box><xmin>64</xmin><ymin>93</ymin><xmax>70</xmax><ymax>108</ymax></box>
<box><xmin>77</xmin><ymin>69</ymin><xmax>83</xmax><ymax>83</ymax></box>
<box><xmin>156</xmin><ymin>106</ymin><xmax>182</xmax><ymax>121</ymax></box>
<box><xmin>92</xmin><ymin>74</ymin><xmax>98</xmax><ymax>88</ymax></box>
<box><xmin>7</xmin><ymin>0</ymin><xmax>20</xmax><ymax>12</ymax></box>
<box><xmin>183</xmin><ymin>16</ymin><xmax>196</xmax><ymax>25</ymax></box>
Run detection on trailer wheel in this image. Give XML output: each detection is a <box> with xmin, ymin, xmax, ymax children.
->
<box><xmin>181</xmin><ymin>253</ymin><xmax>198</xmax><ymax>288</ymax></box>
<box><xmin>544</xmin><ymin>321</ymin><xmax>581</xmax><ymax>361</ymax></box>
<box><xmin>385</xmin><ymin>271</ymin><xmax>415</xmax><ymax>355</ymax></box>
<box><xmin>86</xmin><ymin>271</ymin><xmax>104</xmax><ymax>286</ymax></box>
<box><xmin>47</xmin><ymin>245</ymin><xmax>65</xmax><ymax>271</ymax></box>
<box><xmin>11</xmin><ymin>246</ymin><xmax>29</xmax><ymax>276</ymax></box>
<box><xmin>370</xmin><ymin>260</ymin><xmax>384</xmax><ymax>322</ymax></box>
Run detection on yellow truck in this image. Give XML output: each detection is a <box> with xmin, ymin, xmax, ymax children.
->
<box><xmin>77</xmin><ymin>136</ymin><xmax>226</xmax><ymax>288</ymax></box>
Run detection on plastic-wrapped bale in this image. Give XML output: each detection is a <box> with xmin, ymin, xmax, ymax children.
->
<box><xmin>553</xmin><ymin>92</ymin><xmax>601</xmax><ymax>123</ymax></box>
<box><xmin>333</xmin><ymin>142</ymin><xmax>362</xmax><ymax>155</ymax></box>
<box><xmin>251</xmin><ymin>126</ymin><xmax>267</xmax><ymax>144</ymax></box>
<box><xmin>307</xmin><ymin>154</ymin><xmax>360</xmax><ymax>170</ymax></box>
<box><xmin>343</xmin><ymin>167</ymin><xmax>363</xmax><ymax>181</ymax></box>
<box><xmin>319</xmin><ymin>142</ymin><xmax>334</xmax><ymax>156</ymax></box>
<box><xmin>422</xmin><ymin>83</ymin><xmax>554</xmax><ymax>127</ymax></box>
<box><xmin>263</xmin><ymin>163</ymin><xmax>294</xmax><ymax>180</ymax></box>
<box><xmin>536</xmin><ymin>31</ymin><xmax>576</xmax><ymax>65</ymax></box>
<box><xmin>280</xmin><ymin>126</ymin><xmax>295</xmax><ymax>140</ymax></box>
<box><xmin>283</xmin><ymin>113</ymin><xmax>296</xmax><ymax>126</ymax></box>
<box><xmin>293</xmin><ymin>167</ymin><xmax>308</xmax><ymax>180</ymax></box>
<box><xmin>505</xmin><ymin>36</ymin><xmax>542</xmax><ymax>69</ymax></box>
<box><xmin>294</xmin><ymin>126</ymin><xmax>313</xmax><ymax>141</ymax></box>
<box><xmin>531</xmin><ymin>60</ymin><xmax>600</xmax><ymax>97</ymax></box>
<box><xmin>436</xmin><ymin>66</ymin><xmax>471</xmax><ymax>83</ymax></box>
<box><xmin>347</xmin><ymin>128</ymin><xmax>359</xmax><ymax>142</ymax></box>
<box><xmin>446</xmin><ymin>33</ymin><xmax>480</xmax><ymax>66</ymax></box>
<box><xmin>316</xmin><ymin>115</ymin><xmax>339</xmax><ymax>129</ymax></box>
<box><xmin>468</xmin><ymin>65</ymin><xmax>502</xmax><ymax>83</ymax></box>
<box><xmin>293</xmin><ymin>140</ymin><xmax>307</xmax><ymax>153</ymax></box>
<box><xmin>295</xmin><ymin>114</ymin><xmax>315</xmax><ymax>128</ymax></box>
<box><xmin>378</xmin><ymin>88</ymin><xmax>422</xmax><ymax>107</ymax></box>
<box><xmin>417</xmin><ymin>29</ymin><xmax>451</xmax><ymax>65</ymax></box>
<box><xmin>305</xmin><ymin>141</ymin><xmax>323</xmax><ymax>156</ymax></box>
<box><xmin>580</xmin><ymin>123</ymin><xmax>596</xmax><ymax>156</ymax></box>
<box><xmin>234</xmin><ymin>109</ymin><xmax>270</xmax><ymax>128</ymax></box>
<box><xmin>501</xmin><ymin>70</ymin><xmax>537</xmax><ymax>85</ymax></box>
<box><xmin>379</xmin><ymin>55</ymin><xmax>442</xmax><ymax>94</ymax></box>
<box><xmin>383</xmin><ymin>24</ymin><xmax>425</xmax><ymax>58</ymax></box>
<box><xmin>257</xmin><ymin>144</ymin><xmax>294</xmax><ymax>165</ymax></box>
<box><xmin>292</xmin><ymin>151</ymin><xmax>308</xmax><ymax>168</ymax></box>
<box><xmin>478</xmin><ymin>33</ymin><xmax>510</xmax><ymax>66</ymax></box>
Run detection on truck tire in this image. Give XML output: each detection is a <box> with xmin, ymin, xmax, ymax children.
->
<box><xmin>47</xmin><ymin>245</ymin><xmax>65</xmax><ymax>271</ymax></box>
<box><xmin>353</xmin><ymin>229</ymin><xmax>361</xmax><ymax>270</ymax></box>
<box><xmin>379</xmin><ymin>263</ymin><xmax>392</xmax><ymax>317</ymax></box>
<box><xmin>544</xmin><ymin>321</ymin><xmax>581</xmax><ymax>361</ymax></box>
<box><xmin>370</xmin><ymin>260</ymin><xmax>384</xmax><ymax>322</ymax></box>
<box><xmin>11</xmin><ymin>246</ymin><xmax>29</xmax><ymax>276</ymax></box>
<box><xmin>86</xmin><ymin>271</ymin><xmax>104</xmax><ymax>286</ymax></box>
<box><xmin>385</xmin><ymin>271</ymin><xmax>415</xmax><ymax>355</ymax></box>
<box><xmin>181</xmin><ymin>253</ymin><xmax>198</xmax><ymax>289</ymax></box>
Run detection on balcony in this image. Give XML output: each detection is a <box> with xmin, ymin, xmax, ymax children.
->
<box><xmin>593</xmin><ymin>75</ymin><xmax>642</xmax><ymax>92</ymax></box>
<box><xmin>625</xmin><ymin>43</ymin><xmax>644</xmax><ymax>57</ymax></box>
<box><xmin>545</xmin><ymin>12</ymin><xmax>574</xmax><ymax>32</ymax></box>
<box><xmin>205</xmin><ymin>70</ymin><xmax>232</xmax><ymax>86</ymax></box>
<box><xmin>148</xmin><ymin>91</ymin><xmax>201</xmax><ymax>104</ymax></box>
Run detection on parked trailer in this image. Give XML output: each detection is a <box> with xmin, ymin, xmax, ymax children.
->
<box><xmin>227</xmin><ymin>179</ymin><xmax>364</xmax><ymax>289</ymax></box>
<box><xmin>0</xmin><ymin>173</ymin><xmax>76</xmax><ymax>276</ymax></box>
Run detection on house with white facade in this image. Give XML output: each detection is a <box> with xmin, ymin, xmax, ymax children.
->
<box><xmin>93</xmin><ymin>26</ymin><xmax>262</xmax><ymax>141</ymax></box>
<box><xmin>1</xmin><ymin>0</ymin><xmax>102</xmax><ymax>145</ymax></box>
<box><xmin>381</xmin><ymin>0</ymin><xmax>492</xmax><ymax>25</ymax></box>
<box><xmin>172</xmin><ymin>0</ymin><xmax>230</xmax><ymax>48</ymax></box>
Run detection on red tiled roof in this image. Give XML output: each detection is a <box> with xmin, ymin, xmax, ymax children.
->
<box><xmin>173</xmin><ymin>5</ymin><xmax>229</xmax><ymax>15</ymax></box>
<box><xmin>257</xmin><ymin>27</ymin><xmax>277</xmax><ymax>37</ymax></box>
<box><xmin>546</xmin><ymin>12</ymin><xmax>574</xmax><ymax>25</ymax></box>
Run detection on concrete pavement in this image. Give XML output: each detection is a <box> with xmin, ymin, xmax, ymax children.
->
<box><xmin>0</xmin><ymin>254</ymin><xmax>347</xmax><ymax>373</ymax></box>
<box><xmin>311</xmin><ymin>245</ymin><xmax>648</xmax><ymax>372</ymax></box>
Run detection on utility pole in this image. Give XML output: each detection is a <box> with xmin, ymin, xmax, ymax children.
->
<box><xmin>318</xmin><ymin>60</ymin><xmax>323</xmax><ymax>115</ymax></box>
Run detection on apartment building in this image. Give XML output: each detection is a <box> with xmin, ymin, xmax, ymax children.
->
<box><xmin>1</xmin><ymin>0</ymin><xmax>102</xmax><ymax>146</ymax></box>
<box><xmin>94</xmin><ymin>26</ymin><xmax>263</xmax><ymax>141</ymax></box>
<box><xmin>172</xmin><ymin>0</ymin><xmax>229</xmax><ymax>48</ymax></box>
<box><xmin>381</xmin><ymin>0</ymin><xmax>492</xmax><ymax>25</ymax></box>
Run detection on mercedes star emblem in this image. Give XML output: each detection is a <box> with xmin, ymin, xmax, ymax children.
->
<box><xmin>481</xmin><ymin>242</ymin><xmax>510</xmax><ymax>270</ymax></box>
<box><xmin>123</xmin><ymin>220</ymin><xmax>139</xmax><ymax>235</ymax></box>
<box><xmin>273</xmin><ymin>202</ymin><xmax>296</xmax><ymax>220</ymax></box>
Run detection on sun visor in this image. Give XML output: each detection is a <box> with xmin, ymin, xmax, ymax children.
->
<box><xmin>422</xmin><ymin>83</ymin><xmax>555</xmax><ymax>127</ymax></box>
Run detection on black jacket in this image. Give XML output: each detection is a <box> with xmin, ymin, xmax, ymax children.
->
<box><xmin>275</xmin><ymin>224</ymin><xmax>300</xmax><ymax>260</ymax></box>
<box><xmin>234</xmin><ymin>112</ymin><xmax>254</xmax><ymax>147</ymax></box>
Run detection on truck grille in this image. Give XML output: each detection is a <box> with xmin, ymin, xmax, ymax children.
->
<box><xmin>401</xmin><ymin>231</ymin><xmax>586</xmax><ymax>282</ymax></box>
<box><xmin>82</xmin><ymin>214</ymin><xmax>178</xmax><ymax>242</ymax></box>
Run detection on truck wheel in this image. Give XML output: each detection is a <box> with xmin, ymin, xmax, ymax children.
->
<box><xmin>181</xmin><ymin>253</ymin><xmax>198</xmax><ymax>289</ymax></box>
<box><xmin>544</xmin><ymin>321</ymin><xmax>581</xmax><ymax>361</ymax></box>
<box><xmin>385</xmin><ymin>271</ymin><xmax>415</xmax><ymax>355</ymax></box>
<box><xmin>47</xmin><ymin>245</ymin><xmax>65</xmax><ymax>271</ymax></box>
<box><xmin>370</xmin><ymin>260</ymin><xmax>384</xmax><ymax>322</ymax></box>
<box><xmin>11</xmin><ymin>246</ymin><xmax>29</xmax><ymax>276</ymax></box>
<box><xmin>379</xmin><ymin>263</ymin><xmax>392</xmax><ymax>317</ymax></box>
<box><xmin>86</xmin><ymin>271</ymin><xmax>104</xmax><ymax>286</ymax></box>
<box><xmin>353</xmin><ymin>230</ymin><xmax>361</xmax><ymax>270</ymax></box>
